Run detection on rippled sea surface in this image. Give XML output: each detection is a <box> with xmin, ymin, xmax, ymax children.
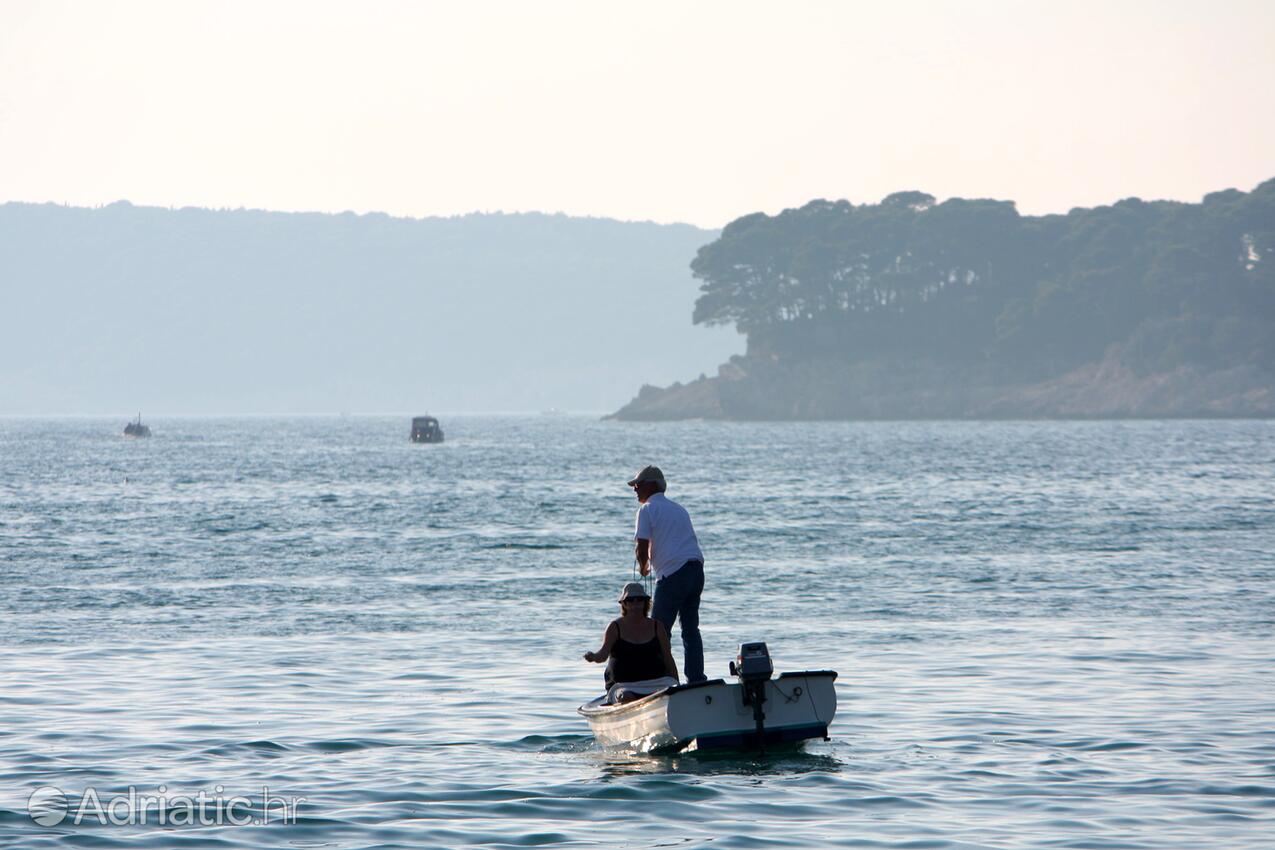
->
<box><xmin>2</xmin><ymin>416</ymin><xmax>1273</xmax><ymax>849</ymax></box>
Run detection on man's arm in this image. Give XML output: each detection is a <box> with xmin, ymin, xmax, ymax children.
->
<box><xmin>634</xmin><ymin>538</ymin><xmax>650</xmax><ymax>576</ymax></box>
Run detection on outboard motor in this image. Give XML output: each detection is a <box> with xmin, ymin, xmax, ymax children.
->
<box><xmin>729</xmin><ymin>642</ymin><xmax>774</xmax><ymax>752</ymax></box>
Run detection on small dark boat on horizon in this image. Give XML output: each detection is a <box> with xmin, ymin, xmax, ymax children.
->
<box><xmin>123</xmin><ymin>413</ymin><xmax>151</xmax><ymax>438</ymax></box>
<box><xmin>410</xmin><ymin>415</ymin><xmax>444</xmax><ymax>443</ymax></box>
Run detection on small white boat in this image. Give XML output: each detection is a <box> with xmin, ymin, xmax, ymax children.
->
<box><xmin>578</xmin><ymin>642</ymin><xmax>837</xmax><ymax>753</ymax></box>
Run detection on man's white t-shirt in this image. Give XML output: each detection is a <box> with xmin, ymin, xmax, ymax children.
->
<box><xmin>634</xmin><ymin>492</ymin><xmax>704</xmax><ymax>580</ymax></box>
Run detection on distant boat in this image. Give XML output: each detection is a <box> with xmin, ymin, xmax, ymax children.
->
<box><xmin>410</xmin><ymin>415</ymin><xmax>444</xmax><ymax>443</ymax></box>
<box><xmin>541</xmin><ymin>407</ymin><xmax>568</xmax><ymax>416</ymax></box>
<box><xmin>123</xmin><ymin>413</ymin><xmax>151</xmax><ymax>438</ymax></box>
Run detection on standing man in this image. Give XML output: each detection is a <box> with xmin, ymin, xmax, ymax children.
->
<box><xmin>628</xmin><ymin>465</ymin><xmax>706</xmax><ymax>684</ymax></box>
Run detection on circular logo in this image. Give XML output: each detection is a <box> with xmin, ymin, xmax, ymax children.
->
<box><xmin>28</xmin><ymin>786</ymin><xmax>68</xmax><ymax>827</ymax></box>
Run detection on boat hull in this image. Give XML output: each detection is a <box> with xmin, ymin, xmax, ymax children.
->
<box><xmin>578</xmin><ymin>671</ymin><xmax>837</xmax><ymax>753</ymax></box>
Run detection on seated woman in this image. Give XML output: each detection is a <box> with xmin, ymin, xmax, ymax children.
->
<box><xmin>583</xmin><ymin>582</ymin><xmax>679</xmax><ymax>702</ymax></box>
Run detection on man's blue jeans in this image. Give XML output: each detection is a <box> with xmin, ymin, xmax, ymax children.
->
<box><xmin>652</xmin><ymin>560</ymin><xmax>705</xmax><ymax>683</ymax></box>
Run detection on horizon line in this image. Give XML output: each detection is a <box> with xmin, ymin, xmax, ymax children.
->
<box><xmin>6</xmin><ymin>174</ymin><xmax>1270</xmax><ymax>231</ymax></box>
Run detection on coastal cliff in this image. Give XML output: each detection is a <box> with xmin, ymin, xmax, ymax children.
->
<box><xmin>612</xmin><ymin>180</ymin><xmax>1275</xmax><ymax>420</ymax></box>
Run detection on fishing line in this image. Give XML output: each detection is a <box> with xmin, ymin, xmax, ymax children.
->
<box><xmin>632</xmin><ymin>557</ymin><xmax>653</xmax><ymax>598</ymax></box>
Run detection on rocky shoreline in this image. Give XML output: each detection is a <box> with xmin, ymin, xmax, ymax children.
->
<box><xmin>609</xmin><ymin>351</ymin><xmax>1275</xmax><ymax>421</ymax></box>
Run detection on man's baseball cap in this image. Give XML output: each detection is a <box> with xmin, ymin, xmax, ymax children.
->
<box><xmin>627</xmin><ymin>465</ymin><xmax>665</xmax><ymax>487</ymax></box>
<box><xmin>618</xmin><ymin>581</ymin><xmax>650</xmax><ymax>602</ymax></box>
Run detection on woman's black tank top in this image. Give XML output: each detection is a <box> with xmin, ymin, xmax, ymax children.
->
<box><xmin>610</xmin><ymin>624</ymin><xmax>666</xmax><ymax>683</ymax></box>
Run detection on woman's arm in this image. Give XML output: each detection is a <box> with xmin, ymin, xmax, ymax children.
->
<box><xmin>584</xmin><ymin>621</ymin><xmax>619</xmax><ymax>663</ymax></box>
<box><xmin>655</xmin><ymin>621</ymin><xmax>679</xmax><ymax>680</ymax></box>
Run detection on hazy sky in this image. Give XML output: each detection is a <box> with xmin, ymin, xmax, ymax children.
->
<box><xmin>1</xmin><ymin>0</ymin><xmax>1272</xmax><ymax>227</ymax></box>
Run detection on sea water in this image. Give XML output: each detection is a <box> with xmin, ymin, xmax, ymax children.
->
<box><xmin>1</xmin><ymin>416</ymin><xmax>1272</xmax><ymax>849</ymax></box>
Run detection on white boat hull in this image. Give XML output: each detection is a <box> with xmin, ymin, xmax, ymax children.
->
<box><xmin>578</xmin><ymin>671</ymin><xmax>837</xmax><ymax>753</ymax></box>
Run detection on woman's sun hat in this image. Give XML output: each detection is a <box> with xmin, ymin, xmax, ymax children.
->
<box><xmin>618</xmin><ymin>581</ymin><xmax>650</xmax><ymax>602</ymax></box>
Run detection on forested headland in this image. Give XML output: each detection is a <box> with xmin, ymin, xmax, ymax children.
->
<box><xmin>612</xmin><ymin>178</ymin><xmax>1275</xmax><ymax>419</ymax></box>
<box><xmin>0</xmin><ymin>202</ymin><xmax>736</xmax><ymax>414</ymax></box>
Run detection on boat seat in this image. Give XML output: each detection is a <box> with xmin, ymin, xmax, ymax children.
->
<box><xmin>606</xmin><ymin>676</ymin><xmax>678</xmax><ymax>704</ymax></box>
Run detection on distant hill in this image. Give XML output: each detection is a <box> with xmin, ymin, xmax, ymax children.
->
<box><xmin>0</xmin><ymin>202</ymin><xmax>739</xmax><ymax>414</ymax></box>
<box><xmin>612</xmin><ymin>178</ymin><xmax>1275</xmax><ymax>419</ymax></box>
